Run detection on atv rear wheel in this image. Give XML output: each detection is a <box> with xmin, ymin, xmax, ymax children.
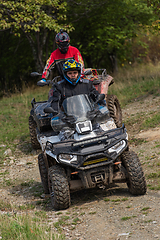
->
<box><xmin>107</xmin><ymin>95</ymin><xmax>122</xmax><ymax>128</ymax></box>
<box><xmin>29</xmin><ymin>115</ymin><xmax>40</xmax><ymax>149</ymax></box>
<box><xmin>121</xmin><ymin>150</ymin><xmax>147</xmax><ymax>195</ymax></box>
<box><xmin>38</xmin><ymin>153</ymin><xmax>49</xmax><ymax>194</ymax></box>
<box><xmin>48</xmin><ymin>165</ymin><xmax>71</xmax><ymax>210</ymax></box>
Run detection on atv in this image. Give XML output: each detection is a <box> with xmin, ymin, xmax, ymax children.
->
<box><xmin>29</xmin><ymin>92</ymin><xmax>146</xmax><ymax>210</ymax></box>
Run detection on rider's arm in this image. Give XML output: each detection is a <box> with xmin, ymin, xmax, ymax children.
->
<box><xmin>89</xmin><ymin>81</ymin><xmax>106</xmax><ymax>105</ymax></box>
<box><xmin>41</xmin><ymin>51</ymin><xmax>56</xmax><ymax>79</ymax></box>
<box><xmin>49</xmin><ymin>84</ymin><xmax>62</xmax><ymax>113</ymax></box>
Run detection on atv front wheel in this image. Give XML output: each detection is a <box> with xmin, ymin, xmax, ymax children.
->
<box><xmin>29</xmin><ymin>115</ymin><xmax>40</xmax><ymax>149</ymax></box>
<box><xmin>48</xmin><ymin>165</ymin><xmax>71</xmax><ymax>210</ymax></box>
<box><xmin>38</xmin><ymin>153</ymin><xmax>49</xmax><ymax>194</ymax></box>
<box><xmin>121</xmin><ymin>150</ymin><xmax>147</xmax><ymax>195</ymax></box>
<box><xmin>107</xmin><ymin>95</ymin><xmax>122</xmax><ymax>128</ymax></box>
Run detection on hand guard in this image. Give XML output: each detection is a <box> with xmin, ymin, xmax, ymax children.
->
<box><xmin>37</xmin><ymin>79</ymin><xmax>49</xmax><ymax>86</ymax></box>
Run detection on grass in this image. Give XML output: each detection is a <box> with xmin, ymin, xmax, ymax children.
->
<box><xmin>104</xmin><ymin>197</ymin><xmax>128</xmax><ymax>203</ymax></box>
<box><xmin>147</xmin><ymin>172</ymin><xmax>160</xmax><ymax>179</ymax></box>
<box><xmin>147</xmin><ymin>184</ymin><xmax>160</xmax><ymax>190</ymax></box>
<box><xmin>121</xmin><ymin>216</ymin><xmax>131</xmax><ymax>221</ymax></box>
<box><xmin>142</xmin><ymin>113</ymin><xmax>160</xmax><ymax>129</ymax></box>
<box><xmin>0</xmin><ymin>199</ymin><xmax>65</xmax><ymax>239</ymax></box>
<box><xmin>0</xmin><ymin>212</ymin><xmax>65</xmax><ymax>240</ymax></box>
<box><xmin>0</xmin><ymin>85</ymin><xmax>50</xmax><ymax>162</ymax></box>
<box><xmin>121</xmin><ymin>215</ymin><xmax>137</xmax><ymax>221</ymax></box>
<box><xmin>54</xmin><ymin>215</ymin><xmax>70</xmax><ymax>233</ymax></box>
<box><xmin>141</xmin><ymin>207</ymin><xmax>150</xmax><ymax>211</ymax></box>
<box><xmin>129</xmin><ymin>137</ymin><xmax>147</xmax><ymax>146</ymax></box>
<box><xmin>109</xmin><ymin>63</ymin><xmax>160</xmax><ymax>132</ymax></box>
<box><xmin>0</xmin><ymin>86</ymin><xmax>49</xmax><ymax>145</ymax></box>
<box><xmin>110</xmin><ymin>62</ymin><xmax>160</xmax><ymax>107</ymax></box>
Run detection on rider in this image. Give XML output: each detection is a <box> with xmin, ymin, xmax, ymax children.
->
<box><xmin>39</xmin><ymin>29</ymin><xmax>84</xmax><ymax>87</ymax></box>
<box><xmin>49</xmin><ymin>59</ymin><xmax>105</xmax><ymax>112</ymax></box>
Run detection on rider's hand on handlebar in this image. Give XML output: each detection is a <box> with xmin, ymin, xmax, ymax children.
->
<box><xmin>37</xmin><ymin>79</ymin><xmax>49</xmax><ymax>87</ymax></box>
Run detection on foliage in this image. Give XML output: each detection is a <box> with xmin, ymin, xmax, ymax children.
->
<box><xmin>0</xmin><ymin>0</ymin><xmax>72</xmax><ymax>73</ymax></box>
<box><xmin>0</xmin><ymin>0</ymin><xmax>158</xmax><ymax>94</ymax></box>
<box><xmin>0</xmin><ymin>0</ymin><xmax>68</xmax><ymax>33</ymax></box>
<box><xmin>147</xmin><ymin>0</ymin><xmax>160</xmax><ymax>18</ymax></box>
<box><xmin>0</xmin><ymin>30</ymin><xmax>35</xmax><ymax>95</ymax></box>
<box><xmin>147</xmin><ymin>0</ymin><xmax>160</xmax><ymax>30</ymax></box>
<box><xmin>68</xmin><ymin>0</ymin><xmax>154</xmax><ymax>69</ymax></box>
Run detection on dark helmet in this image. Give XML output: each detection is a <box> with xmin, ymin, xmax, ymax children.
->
<box><xmin>55</xmin><ymin>29</ymin><xmax>70</xmax><ymax>53</ymax></box>
<box><xmin>63</xmin><ymin>59</ymin><xmax>81</xmax><ymax>85</ymax></box>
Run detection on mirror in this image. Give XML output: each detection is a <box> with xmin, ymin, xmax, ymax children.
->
<box><xmin>31</xmin><ymin>72</ymin><xmax>42</xmax><ymax>77</ymax></box>
<box><xmin>84</xmin><ymin>69</ymin><xmax>92</xmax><ymax>75</ymax></box>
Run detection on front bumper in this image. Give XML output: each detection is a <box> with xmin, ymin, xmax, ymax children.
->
<box><xmin>45</xmin><ymin>124</ymin><xmax>128</xmax><ymax>169</ymax></box>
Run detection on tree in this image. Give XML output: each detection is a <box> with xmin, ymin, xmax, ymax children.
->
<box><xmin>0</xmin><ymin>0</ymin><xmax>72</xmax><ymax>72</ymax></box>
<box><xmin>67</xmin><ymin>0</ymin><xmax>154</xmax><ymax>71</ymax></box>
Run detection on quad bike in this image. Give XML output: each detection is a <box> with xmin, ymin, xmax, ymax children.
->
<box><xmin>29</xmin><ymin>92</ymin><xmax>146</xmax><ymax>210</ymax></box>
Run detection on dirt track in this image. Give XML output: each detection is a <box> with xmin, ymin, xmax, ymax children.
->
<box><xmin>0</xmin><ymin>95</ymin><xmax>160</xmax><ymax>240</ymax></box>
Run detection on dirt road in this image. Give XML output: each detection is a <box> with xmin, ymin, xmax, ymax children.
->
<box><xmin>0</xmin><ymin>95</ymin><xmax>160</xmax><ymax>240</ymax></box>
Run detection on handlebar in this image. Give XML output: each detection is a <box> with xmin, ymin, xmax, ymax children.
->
<box><xmin>31</xmin><ymin>68</ymin><xmax>110</xmax><ymax>87</ymax></box>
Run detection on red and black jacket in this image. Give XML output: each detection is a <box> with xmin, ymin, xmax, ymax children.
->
<box><xmin>42</xmin><ymin>46</ymin><xmax>84</xmax><ymax>79</ymax></box>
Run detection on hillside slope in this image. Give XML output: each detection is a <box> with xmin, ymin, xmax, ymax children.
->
<box><xmin>0</xmin><ymin>94</ymin><xmax>160</xmax><ymax>240</ymax></box>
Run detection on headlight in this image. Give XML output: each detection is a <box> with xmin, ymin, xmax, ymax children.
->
<box><xmin>100</xmin><ymin>119</ymin><xmax>117</xmax><ymax>131</ymax></box>
<box><xmin>58</xmin><ymin>154</ymin><xmax>78</xmax><ymax>165</ymax></box>
<box><xmin>76</xmin><ymin>120</ymin><xmax>92</xmax><ymax>134</ymax></box>
<box><xmin>108</xmin><ymin>140</ymin><xmax>126</xmax><ymax>154</ymax></box>
<box><xmin>46</xmin><ymin>141</ymin><xmax>53</xmax><ymax>151</ymax></box>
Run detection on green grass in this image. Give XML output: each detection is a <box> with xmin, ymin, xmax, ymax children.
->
<box><xmin>141</xmin><ymin>207</ymin><xmax>150</xmax><ymax>211</ymax></box>
<box><xmin>121</xmin><ymin>216</ymin><xmax>132</xmax><ymax>221</ymax></box>
<box><xmin>109</xmin><ymin>65</ymin><xmax>160</xmax><ymax>130</ymax></box>
<box><xmin>54</xmin><ymin>215</ymin><xmax>70</xmax><ymax>232</ymax></box>
<box><xmin>129</xmin><ymin>137</ymin><xmax>148</xmax><ymax>145</ymax></box>
<box><xmin>121</xmin><ymin>215</ymin><xmax>137</xmax><ymax>221</ymax></box>
<box><xmin>0</xmin><ymin>86</ymin><xmax>49</xmax><ymax>145</ymax></box>
<box><xmin>72</xmin><ymin>217</ymin><xmax>80</xmax><ymax>225</ymax></box>
<box><xmin>89</xmin><ymin>211</ymin><xmax>96</xmax><ymax>214</ymax></box>
<box><xmin>142</xmin><ymin>113</ymin><xmax>160</xmax><ymax>129</ymax></box>
<box><xmin>147</xmin><ymin>184</ymin><xmax>160</xmax><ymax>190</ymax></box>
<box><xmin>109</xmin><ymin>63</ymin><xmax>160</xmax><ymax>107</ymax></box>
<box><xmin>147</xmin><ymin>172</ymin><xmax>160</xmax><ymax>179</ymax></box>
<box><xmin>0</xmin><ymin>213</ymin><xmax>65</xmax><ymax>240</ymax></box>
<box><xmin>0</xmin><ymin>85</ymin><xmax>50</xmax><ymax>162</ymax></box>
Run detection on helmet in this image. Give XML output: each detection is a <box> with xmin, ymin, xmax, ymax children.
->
<box><xmin>63</xmin><ymin>59</ymin><xmax>81</xmax><ymax>85</ymax></box>
<box><xmin>55</xmin><ymin>29</ymin><xmax>70</xmax><ymax>53</ymax></box>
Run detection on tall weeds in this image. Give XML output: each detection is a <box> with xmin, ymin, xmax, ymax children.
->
<box><xmin>109</xmin><ymin>63</ymin><xmax>160</xmax><ymax>106</ymax></box>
